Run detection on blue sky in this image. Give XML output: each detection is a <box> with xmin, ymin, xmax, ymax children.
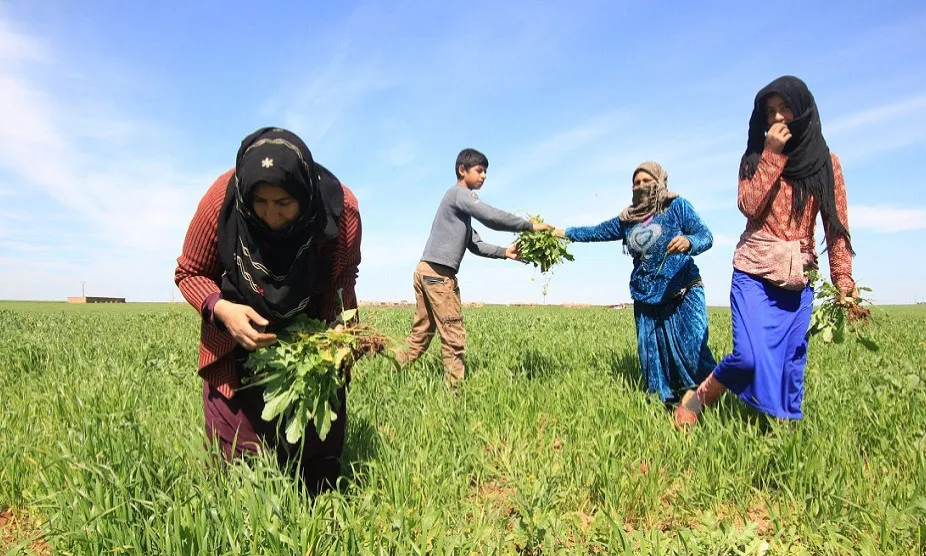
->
<box><xmin>1</xmin><ymin>1</ymin><xmax>925</xmax><ymax>305</ymax></box>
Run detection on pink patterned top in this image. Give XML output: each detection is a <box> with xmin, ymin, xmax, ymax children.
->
<box><xmin>733</xmin><ymin>149</ymin><xmax>854</xmax><ymax>291</ymax></box>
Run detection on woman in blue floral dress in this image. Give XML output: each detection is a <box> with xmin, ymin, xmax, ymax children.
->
<box><xmin>555</xmin><ymin>161</ymin><xmax>716</xmax><ymax>403</ymax></box>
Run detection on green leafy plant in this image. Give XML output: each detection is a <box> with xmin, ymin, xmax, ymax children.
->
<box><xmin>243</xmin><ymin>306</ymin><xmax>399</xmax><ymax>443</ymax></box>
<box><xmin>516</xmin><ymin>215</ymin><xmax>575</xmax><ymax>274</ymax></box>
<box><xmin>807</xmin><ymin>270</ymin><xmax>876</xmax><ymax>350</ymax></box>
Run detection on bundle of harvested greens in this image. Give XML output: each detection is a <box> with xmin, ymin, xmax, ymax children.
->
<box><xmin>516</xmin><ymin>215</ymin><xmax>574</xmax><ymax>273</ymax></box>
<box><xmin>806</xmin><ymin>270</ymin><xmax>876</xmax><ymax>350</ymax></box>
<box><xmin>243</xmin><ymin>307</ymin><xmax>399</xmax><ymax>443</ymax></box>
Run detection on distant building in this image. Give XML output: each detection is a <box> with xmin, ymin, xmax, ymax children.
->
<box><xmin>66</xmin><ymin>296</ymin><xmax>126</xmax><ymax>304</ymax></box>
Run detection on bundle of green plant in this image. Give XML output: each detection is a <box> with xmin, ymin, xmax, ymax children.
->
<box><xmin>244</xmin><ymin>308</ymin><xmax>400</xmax><ymax>443</ymax></box>
<box><xmin>807</xmin><ymin>270</ymin><xmax>876</xmax><ymax>350</ymax></box>
<box><xmin>517</xmin><ymin>215</ymin><xmax>574</xmax><ymax>273</ymax></box>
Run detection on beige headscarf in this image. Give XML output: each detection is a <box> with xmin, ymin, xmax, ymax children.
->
<box><xmin>618</xmin><ymin>161</ymin><xmax>679</xmax><ymax>224</ymax></box>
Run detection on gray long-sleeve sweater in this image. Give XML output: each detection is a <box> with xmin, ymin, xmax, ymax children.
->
<box><xmin>420</xmin><ymin>186</ymin><xmax>532</xmax><ymax>272</ymax></box>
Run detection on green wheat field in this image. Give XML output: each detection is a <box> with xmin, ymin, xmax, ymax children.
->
<box><xmin>1</xmin><ymin>301</ymin><xmax>924</xmax><ymax>554</ymax></box>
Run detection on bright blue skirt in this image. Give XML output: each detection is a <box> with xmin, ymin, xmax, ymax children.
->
<box><xmin>713</xmin><ymin>270</ymin><xmax>813</xmax><ymax>419</ymax></box>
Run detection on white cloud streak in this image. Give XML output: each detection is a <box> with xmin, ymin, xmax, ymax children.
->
<box><xmin>0</xmin><ymin>17</ymin><xmax>220</xmax><ymax>300</ymax></box>
<box><xmin>827</xmin><ymin>94</ymin><xmax>926</xmax><ymax>135</ymax></box>
<box><xmin>849</xmin><ymin>205</ymin><xmax>926</xmax><ymax>233</ymax></box>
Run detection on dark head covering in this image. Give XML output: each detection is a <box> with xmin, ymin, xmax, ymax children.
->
<box><xmin>217</xmin><ymin>127</ymin><xmax>344</xmax><ymax>321</ymax></box>
<box><xmin>619</xmin><ymin>161</ymin><xmax>678</xmax><ymax>224</ymax></box>
<box><xmin>740</xmin><ymin>75</ymin><xmax>853</xmax><ymax>253</ymax></box>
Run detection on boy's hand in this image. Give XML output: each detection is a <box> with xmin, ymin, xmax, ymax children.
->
<box><xmin>553</xmin><ymin>228</ymin><xmax>566</xmax><ymax>238</ymax></box>
<box><xmin>765</xmin><ymin>123</ymin><xmax>792</xmax><ymax>154</ymax></box>
<box><xmin>666</xmin><ymin>236</ymin><xmax>692</xmax><ymax>254</ymax></box>
<box><xmin>505</xmin><ymin>243</ymin><xmax>523</xmax><ymax>261</ymax></box>
<box><xmin>531</xmin><ymin>222</ymin><xmax>553</xmax><ymax>232</ymax></box>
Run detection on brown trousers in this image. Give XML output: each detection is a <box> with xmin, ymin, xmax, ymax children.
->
<box><xmin>397</xmin><ymin>260</ymin><xmax>466</xmax><ymax>384</ymax></box>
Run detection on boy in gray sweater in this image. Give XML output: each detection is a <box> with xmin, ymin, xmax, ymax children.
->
<box><xmin>396</xmin><ymin>148</ymin><xmax>553</xmax><ymax>386</ymax></box>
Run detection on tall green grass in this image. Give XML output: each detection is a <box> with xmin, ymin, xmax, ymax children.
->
<box><xmin>1</xmin><ymin>302</ymin><xmax>924</xmax><ymax>554</ymax></box>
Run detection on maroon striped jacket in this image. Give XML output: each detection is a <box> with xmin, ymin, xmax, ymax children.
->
<box><xmin>175</xmin><ymin>169</ymin><xmax>362</xmax><ymax>398</ymax></box>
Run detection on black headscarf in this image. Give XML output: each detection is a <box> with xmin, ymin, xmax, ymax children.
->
<box><xmin>739</xmin><ymin>75</ymin><xmax>853</xmax><ymax>254</ymax></box>
<box><xmin>217</xmin><ymin>127</ymin><xmax>344</xmax><ymax>321</ymax></box>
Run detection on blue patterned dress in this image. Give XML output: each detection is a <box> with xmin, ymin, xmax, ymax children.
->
<box><xmin>566</xmin><ymin>197</ymin><xmax>716</xmax><ymax>401</ymax></box>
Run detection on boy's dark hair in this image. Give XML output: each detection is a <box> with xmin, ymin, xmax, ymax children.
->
<box><xmin>455</xmin><ymin>148</ymin><xmax>489</xmax><ymax>179</ymax></box>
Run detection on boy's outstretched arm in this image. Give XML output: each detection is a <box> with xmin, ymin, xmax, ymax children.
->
<box><xmin>457</xmin><ymin>189</ymin><xmax>534</xmax><ymax>233</ymax></box>
<box><xmin>467</xmin><ymin>228</ymin><xmax>510</xmax><ymax>259</ymax></box>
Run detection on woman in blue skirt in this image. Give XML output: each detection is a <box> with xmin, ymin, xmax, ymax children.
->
<box><xmin>555</xmin><ymin>161</ymin><xmax>716</xmax><ymax>404</ymax></box>
<box><xmin>675</xmin><ymin>76</ymin><xmax>858</xmax><ymax>427</ymax></box>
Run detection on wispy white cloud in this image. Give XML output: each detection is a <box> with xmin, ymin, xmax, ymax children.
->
<box><xmin>490</xmin><ymin>112</ymin><xmax>630</xmax><ymax>192</ymax></box>
<box><xmin>0</xmin><ymin>16</ymin><xmax>222</xmax><ymax>300</ymax></box>
<box><xmin>380</xmin><ymin>140</ymin><xmax>418</xmax><ymax>169</ymax></box>
<box><xmin>261</xmin><ymin>48</ymin><xmax>394</xmax><ymax>148</ymax></box>
<box><xmin>827</xmin><ymin>94</ymin><xmax>926</xmax><ymax>135</ymax></box>
<box><xmin>825</xmin><ymin>93</ymin><xmax>926</xmax><ymax>161</ymax></box>
<box><xmin>824</xmin><ymin>14</ymin><xmax>926</xmax><ymax>72</ymax></box>
<box><xmin>849</xmin><ymin>204</ymin><xmax>926</xmax><ymax>233</ymax></box>
<box><xmin>0</xmin><ymin>72</ymin><xmax>209</xmax><ymax>251</ymax></box>
<box><xmin>478</xmin><ymin>114</ymin><xmax>744</xmax><ymax>233</ymax></box>
<box><xmin>0</xmin><ymin>18</ymin><xmax>47</xmax><ymax>66</ymax></box>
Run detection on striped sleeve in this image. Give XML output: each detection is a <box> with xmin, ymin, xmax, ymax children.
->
<box><xmin>175</xmin><ymin>170</ymin><xmax>233</xmax><ymax>314</ymax></box>
<box><xmin>316</xmin><ymin>185</ymin><xmax>362</xmax><ymax>322</ymax></box>
<box><xmin>200</xmin><ymin>328</ymin><xmax>237</xmax><ymax>398</ymax></box>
